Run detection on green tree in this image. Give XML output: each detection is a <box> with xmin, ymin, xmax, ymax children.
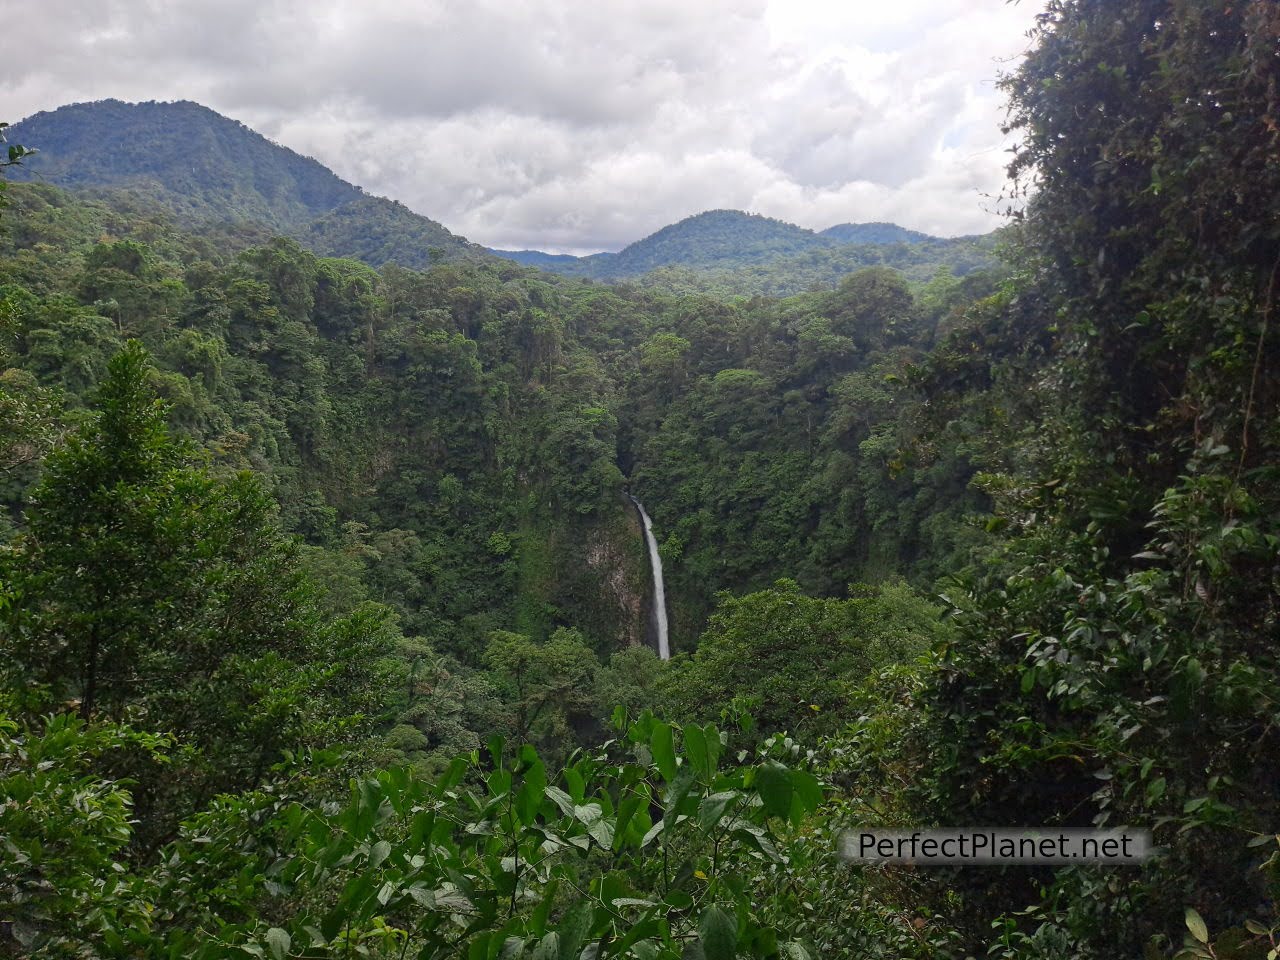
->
<box><xmin>665</xmin><ymin>580</ymin><xmax>942</xmax><ymax>737</ymax></box>
<box><xmin>0</xmin><ymin>342</ymin><xmax>395</xmax><ymax>813</ymax></box>
<box><xmin>483</xmin><ymin>627</ymin><xmax>600</xmax><ymax>756</ymax></box>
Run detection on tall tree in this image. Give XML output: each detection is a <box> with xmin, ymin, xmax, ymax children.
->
<box><xmin>0</xmin><ymin>342</ymin><xmax>395</xmax><ymax>805</ymax></box>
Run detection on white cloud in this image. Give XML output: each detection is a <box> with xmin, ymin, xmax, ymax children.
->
<box><xmin>1</xmin><ymin>0</ymin><xmax>1043</xmax><ymax>252</ymax></box>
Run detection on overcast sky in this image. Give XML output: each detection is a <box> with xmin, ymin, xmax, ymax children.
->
<box><xmin>4</xmin><ymin>0</ymin><xmax>1044</xmax><ymax>254</ymax></box>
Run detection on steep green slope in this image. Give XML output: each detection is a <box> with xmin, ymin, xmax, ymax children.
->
<box><xmin>7</xmin><ymin>99</ymin><xmax>360</xmax><ymax>231</ymax></box>
<box><xmin>6</xmin><ymin>99</ymin><xmax>487</xmax><ymax>269</ymax></box>
<box><xmin>299</xmin><ymin>195</ymin><xmax>486</xmax><ymax>268</ymax></box>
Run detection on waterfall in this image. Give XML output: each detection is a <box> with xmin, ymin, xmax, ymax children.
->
<box><xmin>627</xmin><ymin>495</ymin><xmax>670</xmax><ymax>660</ymax></box>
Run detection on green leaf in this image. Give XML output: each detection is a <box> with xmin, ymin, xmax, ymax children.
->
<box><xmin>487</xmin><ymin>734</ymin><xmax>505</xmax><ymax>769</ymax></box>
<box><xmin>1185</xmin><ymin>907</ymin><xmax>1209</xmax><ymax>944</ymax></box>
<box><xmin>665</xmin><ymin>889</ymin><xmax>694</xmax><ymax>910</ymax></box>
<box><xmin>264</xmin><ymin>928</ymin><xmax>291</xmax><ymax>960</ymax></box>
<box><xmin>563</xmin><ymin>767</ymin><xmax>585</xmax><ymax>803</ymax></box>
<box><xmin>683</xmin><ymin>723</ymin><xmax>709</xmax><ymax>777</ymax></box>
<box><xmin>754</xmin><ymin>762</ymin><xmax>792</xmax><ymax>819</ymax></box>
<box><xmin>438</xmin><ymin>757</ymin><xmax>469</xmax><ymax>793</ymax></box>
<box><xmin>610</xmin><ymin>913</ymin><xmax>661</xmax><ymax>955</ymax></box>
<box><xmin>662</xmin><ymin>768</ymin><xmax>697</xmax><ymax>827</ymax></box>
<box><xmin>531</xmin><ymin>877</ymin><xmax>559</xmax><ymax>936</ymax></box>
<box><xmin>544</xmin><ymin>784</ymin><xmax>576</xmax><ymax>817</ymax></box>
<box><xmin>614</xmin><ymin>794</ymin><xmax>644</xmax><ymax>851</ymax></box>
<box><xmin>587</xmin><ymin>815</ymin><xmax>615</xmax><ymax>849</ymax></box>
<box><xmin>557</xmin><ymin>901</ymin><xmax>594</xmax><ymax>960</ymax></box>
<box><xmin>369</xmin><ymin>839</ymin><xmax>391</xmax><ymax>869</ymax></box>
<box><xmin>703</xmin><ymin>724</ymin><xmax>722</xmax><ymax>776</ymax></box>
<box><xmin>516</xmin><ymin>756</ymin><xmax>547</xmax><ymax>825</ymax></box>
<box><xmin>641</xmin><ymin>819</ymin><xmax>664</xmax><ymax>848</ymax></box>
<box><xmin>790</xmin><ymin>770</ymin><xmax>822</xmax><ymax>813</ymax></box>
<box><xmin>699</xmin><ymin>905</ymin><xmax>738</xmax><ymax>960</ymax></box>
<box><xmin>650</xmin><ymin>721</ymin><xmax>677</xmax><ymax>782</ymax></box>
<box><xmin>698</xmin><ymin>791</ymin><xmax>738</xmax><ymax>833</ymax></box>
<box><xmin>531</xmin><ymin>933</ymin><xmax>560</xmax><ymax>960</ymax></box>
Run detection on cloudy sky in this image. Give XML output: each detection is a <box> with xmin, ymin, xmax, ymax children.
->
<box><xmin>4</xmin><ymin>0</ymin><xmax>1044</xmax><ymax>253</ymax></box>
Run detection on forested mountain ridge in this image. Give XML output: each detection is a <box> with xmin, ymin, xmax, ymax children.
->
<box><xmin>5</xmin><ymin>100</ymin><xmax>485</xmax><ymax>266</ymax></box>
<box><xmin>819</xmin><ymin>222</ymin><xmax>933</xmax><ymax>245</ymax></box>
<box><xmin>7</xmin><ymin>99</ymin><xmax>991</xmax><ymax>295</ymax></box>
<box><xmin>493</xmin><ymin>208</ymin><xmax>996</xmax><ymax>294</ymax></box>
<box><xmin>6</xmin><ymin>100</ymin><xmax>359</xmax><ymax>231</ymax></box>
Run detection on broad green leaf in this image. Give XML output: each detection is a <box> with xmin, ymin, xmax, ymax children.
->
<box><xmin>1185</xmin><ymin>907</ymin><xmax>1209</xmax><ymax>944</ymax></box>
<box><xmin>699</xmin><ymin>905</ymin><xmax>738</xmax><ymax>960</ymax></box>
<box><xmin>703</xmin><ymin>724</ymin><xmax>722</xmax><ymax>775</ymax></box>
<box><xmin>531</xmin><ymin>877</ymin><xmax>559</xmax><ymax>935</ymax></box>
<box><xmin>516</xmin><ymin>757</ymin><xmax>547</xmax><ymax>825</ymax></box>
<box><xmin>664</xmin><ymin>889</ymin><xmax>694</xmax><ymax>910</ymax></box>
<box><xmin>683</xmin><ymin>723</ymin><xmax>709</xmax><ymax>777</ymax></box>
<box><xmin>438</xmin><ymin>756</ymin><xmax>469</xmax><ymax>793</ymax></box>
<box><xmin>557</xmin><ymin>901</ymin><xmax>594</xmax><ymax>960</ymax></box>
<box><xmin>563</xmin><ymin>767</ymin><xmax>585</xmax><ymax>803</ymax></box>
<box><xmin>599</xmin><ymin>871</ymin><xmax>633</xmax><ymax>909</ymax></box>
<box><xmin>531</xmin><ymin>932</ymin><xmax>560</xmax><ymax>960</ymax></box>
<box><xmin>790</xmin><ymin>770</ymin><xmax>823</xmax><ymax>813</ymax></box>
<box><xmin>641</xmin><ymin>819</ymin><xmax>665</xmax><ymax>848</ymax></box>
<box><xmin>614</xmin><ymin>793</ymin><xmax>644</xmax><ymax>851</ymax></box>
<box><xmin>754</xmin><ymin>762</ymin><xmax>792</xmax><ymax>819</ymax></box>
<box><xmin>662</xmin><ymin>768</ymin><xmax>697</xmax><ymax>826</ymax></box>
<box><xmin>544</xmin><ymin>784</ymin><xmax>576</xmax><ymax>817</ymax></box>
<box><xmin>698</xmin><ymin>791</ymin><xmax>738</xmax><ymax>833</ymax></box>
<box><xmin>610</xmin><ymin>912</ymin><xmax>661</xmax><ymax>955</ymax></box>
<box><xmin>587</xmin><ymin>815</ymin><xmax>615</xmax><ymax>848</ymax></box>
<box><xmin>264</xmin><ymin>928</ymin><xmax>290</xmax><ymax>960</ymax></box>
<box><xmin>650</xmin><ymin>721</ymin><xmax>677</xmax><ymax>782</ymax></box>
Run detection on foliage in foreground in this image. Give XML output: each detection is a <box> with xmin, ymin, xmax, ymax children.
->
<box><xmin>2</xmin><ymin>708</ymin><xmax>840</xmax><ymax>959</ymax></box>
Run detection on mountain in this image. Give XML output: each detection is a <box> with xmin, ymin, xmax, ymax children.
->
<box><xmin>300</xmin><ymin>195</ymin><xmax>486</xmax><ymax>268</ymax></box>
<box><xmin>492</xmin><ymin>210</ymin><xmax>835</xmax><ymax>280</ymax></box>
<box><xmin>605</xmin><ymin>209</ymin><xmax>833</xmax><ymax>274</ymax></box>
<box><xmin>490</xmin><ymin>210</ymin><xmax>994</xmax><ymax>294</ymax></box>
<box><xmin>6</xmin><ymin>99</ymin><xmax>481</xmax><ymax>265</ymax></box>
<box><xmin>820</xmin><ymin>221</ymin><xmax>933</xmax><ymax>245</ymax></box>
<box><xmin>6</xmin><ymin>99</ymin><xmax>359</xmax><ymax>231</ymax></box>
<box><xmin>491</xmin><ymin>249</ymin><xmax>593</xmax><ymax>270</ymax></box>
<box><xmin>8</xmin><ymin>99</ymin><xmax>991</xmax><ymax>291</ymax></box>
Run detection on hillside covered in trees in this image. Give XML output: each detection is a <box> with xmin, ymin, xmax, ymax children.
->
<box><xmin>493</xmin><ymin>209</ymin><xmax>996</xmax><ymax>295</ymax></box>
<box><xmin>2</xmin><ymin>1</ymin><xmax>1279</xmax><ymax>958</ymax></box>
<box><xmin>6</xmin><ymin>104</ymin><xmax>992</xmax><ymax>297</ymax></box>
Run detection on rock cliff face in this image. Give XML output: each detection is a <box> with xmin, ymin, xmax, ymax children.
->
<box><xmin>514</xmin><ymin>497</ymin><xmax>653</xmax><ymax>655</ymax></box>
<box><xmin>583</xmin><ymin>509</ymin><xmax>647</xmax><ymax>650</ymax></box>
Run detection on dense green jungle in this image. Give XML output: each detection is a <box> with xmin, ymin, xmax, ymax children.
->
<box><xmin>2</xmin><ymin>1</ymin><xmax>1279</xmax><ymax>958</ymax></box>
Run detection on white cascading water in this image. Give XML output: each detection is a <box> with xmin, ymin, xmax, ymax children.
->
<box><xmin>627</xmin><ymin>495</ymin><xmax>670</xmax><ymax>660</ymax></box>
